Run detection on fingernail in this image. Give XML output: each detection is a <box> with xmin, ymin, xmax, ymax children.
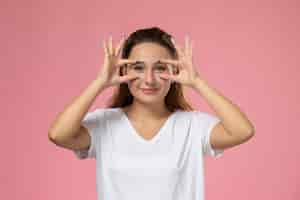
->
<box><xmin>171</xmin><ymin>37</ymin><xmax>175</xmax><ymax>44</ymax></box>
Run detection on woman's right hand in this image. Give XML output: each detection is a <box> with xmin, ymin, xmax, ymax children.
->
<box><xmin>97</xmin><ymin>36</ymin><xmax>139</xmax><ymax>88</ymax></box>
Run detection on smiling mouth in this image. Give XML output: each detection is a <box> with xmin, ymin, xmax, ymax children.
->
<box><xmin>140</xmin><ymin>88</ymin><xmax>159</xmax><ymax>93</ymax></box>
<box><xmin>141</xmin><ymin>88</ymin><xmax>158</xmax><ymax>90</ymax></box>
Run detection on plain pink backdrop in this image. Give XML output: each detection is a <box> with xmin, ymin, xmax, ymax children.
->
<box><xmin>2</xmin><ymin>0</ymin><xmax>299</xmax><ymax>199</ymax></box>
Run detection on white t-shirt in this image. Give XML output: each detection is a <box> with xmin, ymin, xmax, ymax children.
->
<box><xmin>73</xmin><ymin>107</ymin><xmax>224</xmax><ymax>200</ymax></box>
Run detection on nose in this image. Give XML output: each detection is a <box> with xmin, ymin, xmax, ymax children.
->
<box><xmin>144</xmin><ymin>68</ymin><xmax>157</xmax><ymax>85</ymax></box>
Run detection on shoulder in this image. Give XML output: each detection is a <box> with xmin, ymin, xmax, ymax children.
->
<box><xmin>175</xmin><ymin>109</ymin><xmax>201</xmax><ymax>118</ymax></box>
<box><xmin>191</xmin><ymin>110</ymin><xmax>218</xmax><ymax>120</ymax></box>
<box><xmin>92</xmin><ymin>107</ymin><xmax>123</xmax><ymax>121</ymax></box>
<box><xmin>84</xmin><ymin>107</ymin><xmax>119</xmax><ymax>119</ymax></box>
<box><xmin>176</xmin><ymin>110</ymin><xmax>220</xmax><ymax>124</ymax></box>
<box><xmin>91</xmin><ymin>107</ymin><xmax>118</xmax><ymax>114</ymax></box>
<box><xmin>171</xmin><ymin>110</ymin><xmax>194</xmax><ymax>125</ymax></box>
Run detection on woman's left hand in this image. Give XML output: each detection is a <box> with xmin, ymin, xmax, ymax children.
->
<box><xmin>159</xmin><ymin>36</ymin><xmax>202</xmax><ymax>88</ymax></box>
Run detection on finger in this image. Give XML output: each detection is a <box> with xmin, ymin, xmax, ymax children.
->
<box><xmin>186</xmin><ymin>35</ymin><xmax>193</xmax><ymax>58</ymax></box>
<box><xmin>159</xmin><ymin>58</ymin><xmax>184</xmax><ymax>71</ymax></box>
<box><xmin>171</xmin><ymin>37</ymin><xmax>184</xmax><ymax>58</ymax></box>
<box><xmin>187</xmin><ymin>37</ymin><xmax>192</xmax><ymax>58</ymax></box>
<box><xmin>159</xmin><ymin>59</ymin><xmax>179</xmax><ymax>74</ymax></box>
<box><xmin>158</xmin><ymin>73</ymin><xmax>178</xmax><ymax>83</ymax></box>
<box><xmin>115</xmin><ymin>37</ymin><xmax>125</xmax><ymax>57</ymax></box>
<box><xmin>185</xmin><ymin>35</ymin><xmax>189</xmax><ymax>56</ymax></box>
<box><xmin>120</xmin><ymin>73</ymin><xmax>140</xmax><ymax>83</ymax></box>
<box><xmin>158</xmin><ymin>73</ymin><xmax>171</xmax><ymax>81</ymax></box>
<box><xmin>108</xmin><ymin>36</ymin><xmax>113</xmax><ymax>55</ymax></box>
<box><xmin>103</xmin><ymin>39</ymin><xmax>109</xmax><ymax>55</ymax></box>
<box><xmin>176</xmin><ymin>44</ymin><xmax>185</xmax><ymax>58</ymax></box>
<box><xmin>190</xmin><ymin>39</ymin><xmax>193</xmax><ymax>58</ymax></box>
<box><xmin>116</xmin><ymin>58</ymin><xmax>137</xmax><ymax>67</ymax></box>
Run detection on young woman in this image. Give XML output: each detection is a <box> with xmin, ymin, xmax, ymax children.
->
<box><xmin>48</xmin><ymin>27</ymin><xmax>255</xmax><ymax>200</ymax></box>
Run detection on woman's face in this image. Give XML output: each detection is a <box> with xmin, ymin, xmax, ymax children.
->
<box><xmin>126</xmin><ymin>42</ymin><xmax>174</xmax><ymax>104</ymax></box>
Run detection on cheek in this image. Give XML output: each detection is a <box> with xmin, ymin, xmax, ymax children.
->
<box><xmin>163</xmin><ymin>84</ymin><xmax>172</xmax><ymax>93</ymax></box>
<box><xmin>127</xmin><ymin>80</ymin><xmax>140</xmax><ymax>92</ymax></box>
<box><xmin>127</xmin><ymin>77</ymin><xmax>171</xmax><ymax>92</ymax></box>
<box><xmin>160</xmin><ymin>78</ymin><xmax>172</xmax><ymax>88</ymax></box>
<box><xmin>157</xmin><ymin>82</ymin><xmax>171</xmax><ymax>95</ymax></box>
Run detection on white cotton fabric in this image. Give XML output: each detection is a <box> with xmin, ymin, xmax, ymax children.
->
<box><xmin>73</xmin><ymin>107</ymin><xmax>224</xmax><ymax>200</ymax></box>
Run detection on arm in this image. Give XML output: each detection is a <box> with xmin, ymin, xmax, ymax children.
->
<box><xmin>48</xmin><ymin>36</ymin><xmax>137</xmax><ymax>152</ymax></box>
<box><xmin>159</xmin><ymin>36</ymin><xmax>255</xmax><ymax>150</ymax></box>
<box><xmin>192</xmin><ymin>78</ymin><xmax>255</xmax><ymax>150</ymax></box>
<box><xmin>48</xmin><ymin>78</ymin><xmax>107</xmax><ymax>150</ymax></box>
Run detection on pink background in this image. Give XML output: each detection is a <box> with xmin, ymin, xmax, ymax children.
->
<box><xmin>2</xmin><ymin>0</ymin><xmax>299</xmax><ymax>199</ymax></box>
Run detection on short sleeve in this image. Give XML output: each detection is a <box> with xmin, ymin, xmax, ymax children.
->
<box><xmin>193</xmin><ymin>111</ymin><xmax>224</xmax><ymax>158</ymax></box>
<box><xmin>73</xmin><ymin>109</ymin><xmax>105</xmax><ymax>160</ymax></box>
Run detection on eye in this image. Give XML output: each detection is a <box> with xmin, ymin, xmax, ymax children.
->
<box><xmin>154</xmin><ymin>64</ymin><xmax>168</xmax><ymax>72</ymax></box>
<box><xmin>132</xmin><ymin>65</ymin><xmax>144</xmax><ymax>72</ymax></box>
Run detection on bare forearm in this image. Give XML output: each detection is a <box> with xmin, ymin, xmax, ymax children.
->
<box><xmin>192</xmin><ymin>78</ymin><xmax>255</xmax><ymax>139</ymax></box>
<box><xmin>48</xmin><ymin>78</ymin><xmax>107</xmax><ymax>141</ymax></box>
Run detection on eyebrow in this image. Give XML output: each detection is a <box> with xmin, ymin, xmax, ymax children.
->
<box><xmin>131</xmin><ymin>60</ymin><xmax>164</xmax><ymax>65</ymax></box>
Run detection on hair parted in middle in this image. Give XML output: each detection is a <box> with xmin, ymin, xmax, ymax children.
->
<box><xmin>105</xmin><ymin>26</ymin><xmax>195</xmax><ymax>112</ymax></box>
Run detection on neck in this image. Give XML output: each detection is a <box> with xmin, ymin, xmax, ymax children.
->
<box><xmin>124</xmin><ymin>101</ymin><xmax>171</xmax><ymax>120</ymax></box>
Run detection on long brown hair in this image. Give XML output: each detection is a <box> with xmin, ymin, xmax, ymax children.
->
<box><xmin>105</xmin><ymin>27</ymin><xmax>195</xmax><ymax>112</ymax></box>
